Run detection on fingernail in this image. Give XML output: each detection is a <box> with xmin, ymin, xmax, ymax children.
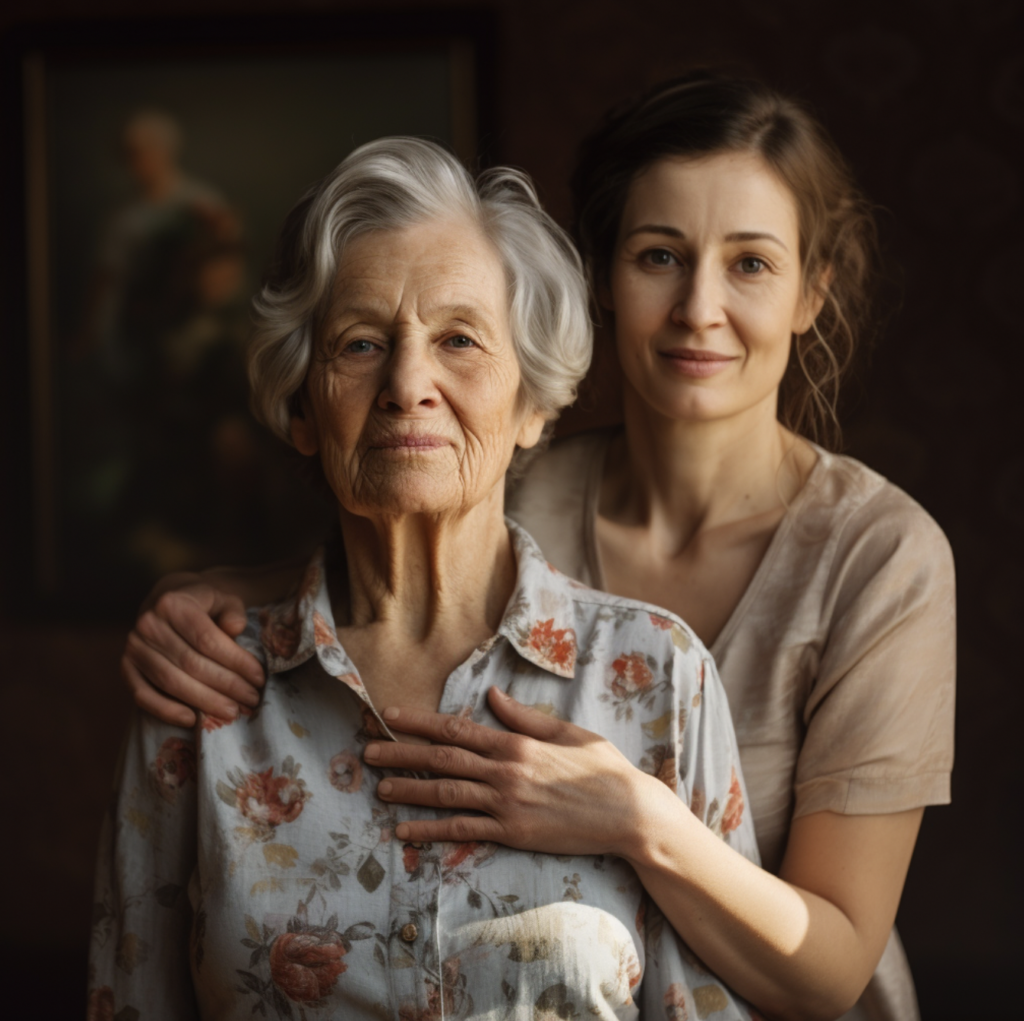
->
<box><xmin>396</xmin><ymin>823</ymin><xmax>410</xmax><ymax>840</ymax></box>
<box><xmin>378</xmin><ymin>780</ymin><xmax>393</xmax><ymax>798</ymax></box>
<box><xmin>365</xmin><ymin>742</ymin><xmax>380</xmax><ymax>760</ymax></box>
<box><xmin>241</xmin><ymin>690</ymin><xmax>260</xmax><ymax>707</ymax></box>
<box><xmin>383</xmin><ymin>707</ymin><xmax>399</xmax><ymax>720</ymax></box>
<box><xmin>226</xmin><ymin>704</ymin><xmax>239</xmax><ymax>720</ymax></box>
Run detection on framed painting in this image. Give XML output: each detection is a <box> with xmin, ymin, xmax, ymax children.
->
<box><xmin>5</xmin><ymin>12</ymin><xmax>494</xmax><ymax>615</ymax></box>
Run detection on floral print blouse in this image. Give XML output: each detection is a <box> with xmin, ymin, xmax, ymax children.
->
<box><xmin>89</xmin><ymin>522</ymin><xmax>760</xmax><ymax>1020</ymax></box>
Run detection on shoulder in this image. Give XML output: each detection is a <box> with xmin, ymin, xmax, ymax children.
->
<box><xmin>794</xmin><ymin>451</ymin><xmax>955</xmax><ymax>628</ymax></box>
<box><xmin>508</xmin><ymin>427</ymin><xmax>613</xmax><ymax>512</ymax></box>
<box><xmin>507</xmin><ymin>427</ymin><xmax>617</xmax><ymax>580</ymax></box>
<box><xmin>810</xmin><ymin>451</ymin><xmax>954</xmax><ymax>584</ymax></box>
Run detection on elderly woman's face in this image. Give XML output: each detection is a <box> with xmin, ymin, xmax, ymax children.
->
<box><xmin>291</xmin><ymin>217</ymin><xmax>545</xmax><ymax>519</ymax></box>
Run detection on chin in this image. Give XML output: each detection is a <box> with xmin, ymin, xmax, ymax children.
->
<box><xmin>648</xmin><ymin>388</ymin><xmax>732</xmax><ymax>424</ymax></box>
<box><xmin>342</xmin><ymin>481</ymin><xmax>472</xmax><ymax>520</ymax></box>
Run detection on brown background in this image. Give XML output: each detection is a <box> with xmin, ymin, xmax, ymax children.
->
<box><xmin>1</xmin><ymin>1</ymin><xmax>1022</xmax><ymax>1017</ymax></box>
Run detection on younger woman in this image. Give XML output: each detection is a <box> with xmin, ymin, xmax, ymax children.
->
<box><xmin>122</xmin><ymin>73</ymin><xmax>954</xmax><ymax>1021</ymax></box>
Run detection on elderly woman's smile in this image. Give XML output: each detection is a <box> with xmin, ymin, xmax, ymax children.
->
<box><xmin>291</xmin><ymin>216</ymin><xmax>545</xmax><ymax>519</ymax></box>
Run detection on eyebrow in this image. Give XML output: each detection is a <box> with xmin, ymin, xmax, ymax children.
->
<box><xmin>328</xmin><ymin>302</ymin><xmax>495</xmax><ymax>329</ymax></box>
<box><xmin>624</xmin><ymin>224</ymin><xmax>789</xmax><ymax>252</ymax></box>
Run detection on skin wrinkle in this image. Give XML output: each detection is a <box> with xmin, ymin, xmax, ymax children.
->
<box><xmin>291</xmin><ymin>214</ymin><xmax>544</xmax><ymax>685</ymax></box>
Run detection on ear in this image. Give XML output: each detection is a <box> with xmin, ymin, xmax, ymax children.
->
<box><xmin>289</xmin><ymin>393</ymin><xmax>319</xmax><ymax>457</ymax></box>
<box><xmin>515</xmin><ymin>408</ymin><xmax>548</xmax><ymax>451</ymax></box>
<box><xmin>793</xmin><ymin>265</ymin><xmax>832</xmax><ymax>335</ymax></box>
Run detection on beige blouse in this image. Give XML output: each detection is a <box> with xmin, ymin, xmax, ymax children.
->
<box><xmin>507</xmin><ymin>427</ymin><xmax>956</xmax><ymax>1021</ymax></box>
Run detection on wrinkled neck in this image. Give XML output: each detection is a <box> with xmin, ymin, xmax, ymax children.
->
<box><xmin>335</xmin><ymin>483</ymin><xmax>515</xmax><ymax>645</ymax></box>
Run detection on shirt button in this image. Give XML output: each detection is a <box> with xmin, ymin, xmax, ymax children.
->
<box><xmin>400</xmin><ymin>922</ymin><xmax>419</xmax><ymax>943</ymax></box>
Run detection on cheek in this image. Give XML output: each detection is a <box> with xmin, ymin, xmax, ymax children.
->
<box><xmin>307</xmin><ymin>372</ymin><xmax>371</xmax><ymax>463</ymax></box>
<box><xmin>734</xmin><ymin>287</ymin><xmax>799</xmax><ymax>359</ymax></box>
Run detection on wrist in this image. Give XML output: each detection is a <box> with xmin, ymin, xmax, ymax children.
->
<box><xmin>612</xmin><ymin>767</ymin><xmax>699</xmax><ymax>868</ymax></box>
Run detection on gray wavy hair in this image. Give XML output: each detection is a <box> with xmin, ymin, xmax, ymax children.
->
<box><xmin>248</xmin><ymin>137</ymin><xmax>592</xmax><ymax>448</ymax></box>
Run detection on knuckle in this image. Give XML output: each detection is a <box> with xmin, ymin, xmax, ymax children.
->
<box><xmin>430</xmin><ymin>746</ymin><xmax>454</xmax><ymax>772</ymax></box>
<box><xmin>438</xmin><ymin>780</ymin><xmax>462</xmax><ymax>807</ymax></box>
<box><xmin>503</xmin><ymin>733</ymin><xmax>528</xmax><ymax>762</ymax></box>
<box><xmin>154</xmin><ymin>591</ymin><xmax>184</xmax><ymax>618</ymax></box>
<box><xmin>441</xmin><ymin>715</ymin><xmax>467</xmax><ymax>741</ymax></box>
<box><xmin>193</xmin><ymin>627</ymin><xmax>221</xmax><ymax>658</ymax></box>
<box><xmin>448</xmin><ymin>817</ymin><xmax>475</xmax><ymax>841</ymax></box>
<box><xmin>181</xmin><ymin>648</ymin><xmax>204</xmax><ymax>676</ymax></box>
<box><xmin>134</xmin><ymin>613</ymin><xmax>160</xmax><ymax>643</ymax></box>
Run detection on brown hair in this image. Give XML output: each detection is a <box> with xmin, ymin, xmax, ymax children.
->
<box><xmin>571</xmin><ymin>70</ymin><xmax>879</xmax><ymax>450</ymax></box>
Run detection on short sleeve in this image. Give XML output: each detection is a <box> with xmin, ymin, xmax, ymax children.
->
<box><xmin>794</xmin><ymin>490</ymin><xmax>956</xmax><ymax>818</ymax></box>
<box><xmin>87</xmin><ymin>712</ymin><xmax>200</xmax><ymax>1020</ymax></box>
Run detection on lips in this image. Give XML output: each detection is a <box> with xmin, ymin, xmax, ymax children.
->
<box><xmin>658</xmin><ymin>348</ymin><xmax>737</xmax><ymax>378</ymax></box>
<box><xmin>369</xmin><ymin>434</ymin><xmax>449</xmax><ymax>450</ymax></box>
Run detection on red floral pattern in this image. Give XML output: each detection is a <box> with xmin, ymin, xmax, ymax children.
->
<box><xmin>403</xmin><ymin>843</ymin><xmax>421</xmax><ymax>874</ymax></box>
<box><xmin>721</xmin><ymin>768</ymin><xmax>745</xmax><ymax>835</ymax></box>
<box><xmin>269</xmin><ymin>930</ymin><xmax>347</xmax><ymax>1002</ymax></box>
<box><xmin>527</xmin><ymin>618</ymin><xmax>577</xmax><ymax>672</ymax></box>
<box><xmin>236</xmin><ymin>767</ymin><xmax>309</xmax><ymax>830</ymax></box>
<box><xmin>664</xmin><ymin>983</ymin><xmax>689</xmax><ymax>1020</ymax></box>
<box><xmin>609</xmin><ymin>653</ymin><xmax>654</xmax><ymax>699</ymax></box>
<box><xmin>90</xmin><ymin>528</ymin><xmax>756</xmax><ymax>1019</ymax></box>
<box><xmin>260</xmin><ymin>605</ymin><xmax>301</xmax><ymax>660</ymax></box>
<box><xmin>313</xmin><ymin>610</ymin><xmax>336</xmax><ymax>648</ymax></box>
<box><xmin>328</xmin><ymin>751</ymin><xmax>362</xmax><ymax>793</ymax></box>
<box><xmin>151</xmin><ymin>736</ymin><xmax>196</xmax><ymax>804</ymax></box>
<box><xmin>86</xmin><ymin>986</ymin><xmax>115</xmax><ymax>1021</ymax></box>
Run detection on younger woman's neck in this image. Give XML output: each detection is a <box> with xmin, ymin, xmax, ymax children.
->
<box><xmin>604</xmin><ymin>384</ymin><xmax>812</xmax><ymax>541</ymax></box>
<box><xmin>336</xmin><ymin>485</ymin><xmax>516</xmax><ymax>646</ymax></box>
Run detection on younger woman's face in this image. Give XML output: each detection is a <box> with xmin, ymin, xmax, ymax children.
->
<box><xmin>605</xmin><ymin>151</ymin><xmax>822</xmax><ymax>427</ymax></box>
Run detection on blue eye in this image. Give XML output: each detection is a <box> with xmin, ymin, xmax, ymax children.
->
<box><xmin>345</xmin><ymin>339</ymin><xmax>377</xmax><ymax>354</ymax></box>
<box><xmin>738</xmin><ymin>257</ymin><xmax>766</xmax><ymax>274</ymax></box>
<box><xmin>447</xmin><ymin>335</ymin><xmax>476</xmax><ymax>349</ymax></box>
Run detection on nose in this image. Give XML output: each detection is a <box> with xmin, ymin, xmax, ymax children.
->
<box><xmin>671</xmin><ymin>262</ymin><xmax>726</xmax><ymax>334</ymax></box>
<box><xmin>377</xmin><ymin>339</ymin><xmax>442</xmax><ymax>412</ymax></box>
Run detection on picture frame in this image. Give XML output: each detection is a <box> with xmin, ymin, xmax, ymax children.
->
<box><xmin>3</xmin><ymin>12</ymin><xmax>495</xmax><ymax>616</ymax></box>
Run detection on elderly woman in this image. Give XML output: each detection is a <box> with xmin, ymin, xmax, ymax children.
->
<box><xmin>118</xmin><ymin>73</ymin><xmax>955</xmax><ymax>1021</ymax></box>
<box><xmin>88</xmin><ymin>138</ymin><xmax>760</xmax><ymax>1020</ymax></box>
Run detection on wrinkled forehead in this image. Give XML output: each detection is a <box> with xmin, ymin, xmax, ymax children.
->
<box><xmin>323</xmin><ymin>218</ymin><xmax>511</xmax><ymax>330</ymax></box>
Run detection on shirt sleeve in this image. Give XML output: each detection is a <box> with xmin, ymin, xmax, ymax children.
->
<box><xmin>87</xmin><ymin>711</ymin><xmax>200</xmax><ymax>1020</ymax></box>
<box><xmin>794</xmin><ymin>489</ymin><xmax>956</xmax><ymax>818</ymax></box>
<box><xmin>678</xmin><ymin>647</ymin><xmax>762</xmax><ymax>866</ymax></box>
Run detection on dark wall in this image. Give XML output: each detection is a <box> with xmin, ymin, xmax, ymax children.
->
<box><xmin>1</xmin><ymin>1</ymin><xmax>1021</xmax><ymax>1017</ymax></box>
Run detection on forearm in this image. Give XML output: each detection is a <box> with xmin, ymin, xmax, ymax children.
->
<box><xmin>623</xmin><ymin>779</ymin><xmax>877</xmax><ymax>1021</ymax></box>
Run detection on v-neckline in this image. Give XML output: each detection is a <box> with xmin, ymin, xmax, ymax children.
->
<box><xmin>581</xmin><ymin>427</ymin><xmax>828</xmax><ymax>659</ymax></box>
